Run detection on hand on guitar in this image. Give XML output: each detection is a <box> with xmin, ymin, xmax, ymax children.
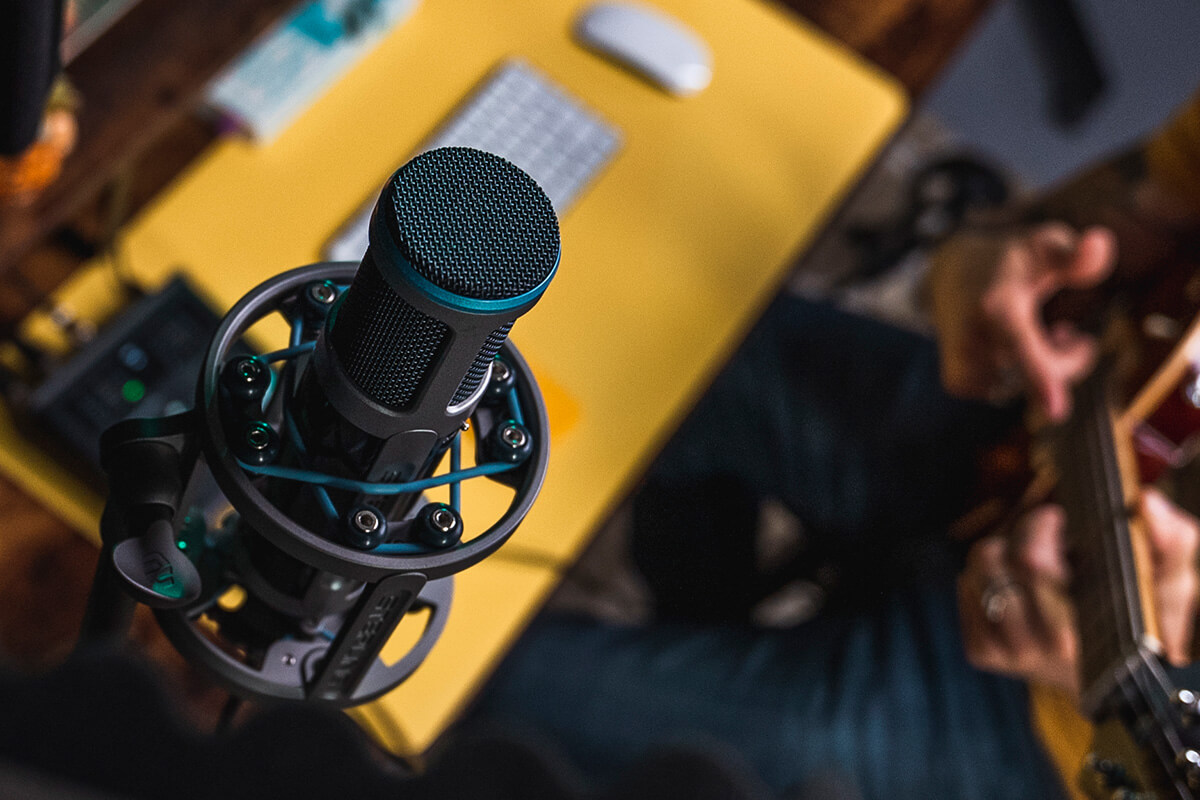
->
<box><xmin>928</xmin><ymin>222</ymin><xmax>1118</xmax><ymax>423</ymax></box>
<box><xmin>958</xmin><ymin>488</ymin><xmax>1200</xmax><ymax>699</ymax></box>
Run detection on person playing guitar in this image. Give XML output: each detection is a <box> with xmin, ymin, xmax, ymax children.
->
<box><xmin>467</xmin><ymin>92</ymin><xmax>1200</xmax><ymax>800</ymax></box>
<box><xmin>932</xmin><ymin>90</ymin><xmax>1200</xmax><ymax>797</ymax></box>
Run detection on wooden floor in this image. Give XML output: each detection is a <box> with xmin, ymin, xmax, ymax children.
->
<box><xmin>0</xmin><ymin>0</ymin><xmax>990</xmax><ymax>719</ymax></box>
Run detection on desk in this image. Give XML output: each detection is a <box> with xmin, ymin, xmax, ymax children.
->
<box><xmin>0</xmin><ymin>0</ymin><xmax>904</xmax><ymax>752</ymax></box>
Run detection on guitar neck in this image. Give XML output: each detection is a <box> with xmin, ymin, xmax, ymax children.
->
<box><xmin>1055</xmin><ymin>366</ymin><xmax>1161</xmax><ymax>715</ymax></box>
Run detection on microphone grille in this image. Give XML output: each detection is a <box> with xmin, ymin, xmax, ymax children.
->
<box><xmin>385</xmin><ymin>147</ymin><xmax>560</xmax><ymax>301</ymax></box>
<box><xmin>332</xmin><ymin>262</ymin><xmax>450</xmax><ymax>409</ymax></box>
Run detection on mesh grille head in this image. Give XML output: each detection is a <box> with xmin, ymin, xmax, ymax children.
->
<box><xmin>383</xmin><ymin>147</ymin><xmax>560</xmax><ymax>300</ymax></box>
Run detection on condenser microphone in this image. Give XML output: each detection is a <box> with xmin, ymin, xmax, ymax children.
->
<box><xmin>292</xmin><ymin>146</ymin><xmax>561</xmax><ymax>487</ymax></box>
<box><xmin>85</xmin><ymin>146</ymin><xmax>562</xmax><ymax>705</ymax></box>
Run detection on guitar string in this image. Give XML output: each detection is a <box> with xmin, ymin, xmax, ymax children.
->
<box><xmin>1130</xmin><ymin>652</ymin><xmax>1190</xmax><ymax>791</ymax></box>
<box><xmin>1093</xmin><ymin>371</ymin><xmax>1144</xmax><ymax>653</ymax></box>
<box><xmin>1076</xmin><ymin>374</ymin><xmax>1121</xmax><ymax>683</ymax></box>
<box><xmin>1076</xmin><ymin>369</ymin><xmax>1142</xmax><ymax>687</ymax></box>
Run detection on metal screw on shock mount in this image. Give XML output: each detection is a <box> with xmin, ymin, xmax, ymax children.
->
<box><xmin>486</xmin><ymin>420</ymin><xmax>532</xmax><ymax>465</ymax></box>
<box><xmin>282</xmin><ymin>653</ymin><xmax>297</xmax><ymax>666</ymax></box>
<box><xmin>501</xmin><ymin>424</ymin><xmax>528</xmax><ymax>449</ymax></box>
<box><xmin>236</xmin><ymin>358</ymin><xmax>263</xmax><ymax>382</ymax></box>
<box><xmin>430</xmin><ymin>507</ymin><xmax>457</xmax><ymax>533</ymax></box>
<box><xmin>343</xmin><ymin>505</ymin><xmax>387</xmax><ymax>550</ymax></box>
<box><xmin>483</xmin><ymin>358</ymin><xmax>517</xmax><ymax>404</ymax></box>
<box><xmin>308</xmin><ymin>282</ymin><xmax>338</xmax><ymax>305</ymax></box>
<box><xmin>416</xmin><ymin>503</ymin><xmax>463</xmax><ymax>548</ymax></box>
<box><xmin>246</xmin><ymin>424</ymin><xmax>272</xmax><ymax>450</ymax></box>
<box><xmin>353</xmin><ymin>509</ymin><xmax>381</xmax><ymax>534</ymax></box>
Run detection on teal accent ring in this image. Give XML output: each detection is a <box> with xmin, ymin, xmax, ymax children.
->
<box><xmin>370</xmin><ymin>209</ymin><xmax>559</xmax><ymax>314</ymax></box>
<box><xmin>383</xmin><ymin>246</ymin><xmax>560</xmax><ymax>315</ymax></box>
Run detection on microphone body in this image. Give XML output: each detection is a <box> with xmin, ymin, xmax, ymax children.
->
<box><xmin>292</xmin><ymin>147</ymin><xmax>560</xmax><ymax>490</ymax></box>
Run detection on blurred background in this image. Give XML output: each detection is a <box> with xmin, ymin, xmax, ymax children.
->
<box><xmin>3</xmin><ymin>0</ymin><xmax>1200</xmax><ymax>798</ymax></box>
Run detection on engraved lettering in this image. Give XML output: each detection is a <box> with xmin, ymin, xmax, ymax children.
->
<box><xmin>143</xmin><ymin>552</ymin><xmax>174</xmax><ymax>587</ymax></box>
<box><xmin>317</xmin><ymin>592</ymin><xmax>406</xmax><ymax>699</ymax></box>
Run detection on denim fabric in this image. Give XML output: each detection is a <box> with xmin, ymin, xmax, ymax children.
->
<box><xmin>470</xmin><ymin>296</ymin><xmax>1066</xmax><ymax>799</ymax></box>
<box><xmin>472</xmin><ymin>592</ymin><xmax>1064</xmax><ymax>800</ymax></box>
<box><xmin>643</xmin><ymin>295</ymin><xmax>1016</xmax><ymax>569</ymax></box>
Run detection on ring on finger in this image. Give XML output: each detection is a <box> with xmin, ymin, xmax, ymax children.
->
<box><xmin>980</xmin><ymin>576</ymin><xmax>1023</xmax><ymax>624</ymax></box>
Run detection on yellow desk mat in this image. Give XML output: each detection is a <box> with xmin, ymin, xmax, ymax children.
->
<box><xmin>3</xmin><ymin>0</ymin><xmax>905</xmax><ymax>753</ymax></box>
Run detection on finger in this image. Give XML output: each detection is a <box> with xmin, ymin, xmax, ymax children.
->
<box><xmin>1025</xmin><ymin>222</ymin><xmax>1078</xmax><ymax>279</ymax></box>
<box><xmin>965</xmin><ymin>535</ymin><xmax>1008</xmax><ymax>583</ymax></box>
<box><xmin>1023</xmin><ymin>578</ymin><xmax>1079</xmax><ymax>687</ymax></box>
<box><xmin>970</xmin><ymin>537</ymin><xmax>1038</xmax><ymax>655</ymax></box>
<box><xmin>958</xmin><ymin>549</ymin><xmax>1077</xmax><ymax>692</ymax></box>
<box><xmin>1142</xmin><ymin>488</ymin><xmax>1200</xmax><ymax>576</ymax></box>
<box><xmin>1027</xmin><ymin>224</ymin><xmax>1117</xmax><ymax>297</ymax></box>
<box><xmin>959</xmin><ymin>531</ymin><xmax>1082</xmax><ymax>695</ymax></box>
<box><xmin>980</xmin><ymin>243</ymin><xmax>1067</xmax><ymax>418</ymax></box>
<box><xmin>983</xmin><ymin>226</ymin><xmax>1116</xmax><ymax>421</ymax></box>
<box><xmin>1047</xmin><ymin>320</ymin><xmax>1094</xmax><ymax>354</ymax></box>
<box><xmin>1009</xmin><ymin>505</ymin><xmax>1077</xmax><ymax>662</ymax></box>
<box><xmin>960</xmin><ymin>593</ymin><xmax>1079</xmax><ymax>694</ymax></box>
<box><xmin>1007</xmin><ymin>307</ymin><xmax>1094</xmax><ymax>422</ymax></box>
<box><xmin>1018</xmin><ymin>228</ymin><xmax>1115</xmax><ymax>402</ymax></box>
<box><xmin>1140</xmin><ymin>488</ymin><xmax>1200</xmax><ymax>664</ymax></box>
<box><xmin>959</xmin><ymin>562</ymin><xmax>1019</xmax><ymax>672</ymax></box>
<box><xmin>959</xmin><ymin>572</ymin><xmax>999</xmax><ymax>665</ymax></box>
<box><xmin>1011</xmin><ymin>505</ymin><xmax>1071</xmax><ymax>587</ymax></box>
<box><xmin>1064</xmin><ymin>226</ymin><xmax>1118</xmax><ymax>287</ymax></box>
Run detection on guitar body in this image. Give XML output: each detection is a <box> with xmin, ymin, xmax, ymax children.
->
<box><xmin>1033</xmin><ymin>683</ymin><xmax>1094</xmax><ymax>800</ymax></box>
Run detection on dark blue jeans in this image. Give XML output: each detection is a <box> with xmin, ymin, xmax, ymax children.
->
<box><xmin>470</xmin><ymin>296</ymin><xmax>1066</xmax><ymax>799</ymax></box>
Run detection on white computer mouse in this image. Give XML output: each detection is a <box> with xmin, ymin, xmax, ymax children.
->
<box><xmin>574</xmin><ymin>2</ymin><xmax>713</xmax><ymax>97</ymax></box>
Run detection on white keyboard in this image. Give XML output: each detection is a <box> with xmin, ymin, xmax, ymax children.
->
<box><xmin>325</xmin><ymin>59</ymin><xmax>622</xmax><ymax>262</ymax></box>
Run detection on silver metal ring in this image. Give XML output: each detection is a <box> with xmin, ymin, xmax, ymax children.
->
<box><xmin>980</xmin><ymin>576</ymin><xmax>1022</xmax><ymax>624</ymax></box>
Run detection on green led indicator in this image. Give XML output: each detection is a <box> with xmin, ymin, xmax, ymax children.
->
<box><xmin>121</xmin><ymin>379</ymin><xmax>146</xmax><ymax>404</ymax></box>
<box><xmin>177</xmin><ymin>540</ymin><xmax>187</xmax><ymax>550</ymax></box>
